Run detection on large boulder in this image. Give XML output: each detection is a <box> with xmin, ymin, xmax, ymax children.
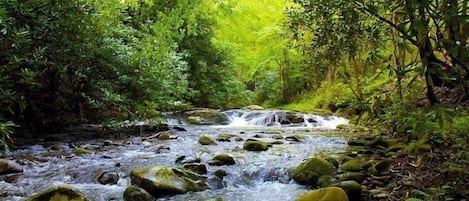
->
<box><xmin>292</xmin><ymin>157</ymin><xmax>336</xmax><ymax>186</ymax></box>
<box><xmin>130</xmin><ymin>166</ymin><xmax>207</xmax><ymax>198</ymax></box>
<box><xmin>123</xmin><ymin>185</ymin><xmax>154</xmax><ymax>201</ymax></box>
<box><xmin>296</xmin><ymin>187</ymin><xmax>349</xmax><ymax>201</ymax></box>
<box><xmin>183</xmin><ymin>108</ymin><xmax>229</xmax><ymax>125</ymax></box>
<box><xmin>285</xmin><ymin>111</ymin><xmax>305</xmax><ymax>124</ymax></box>
<box><xmin>25</xmin><ymin>185</ymin><xmax>90</xmax><ymax>201</ymax></box>
<box><xmin>243</xmin><ymin>140</ymin><xmax>269</xmax><ymax>151</ymax></box>
<box><xmin>0</xmin><ymin>159</ymin><xmax>22</xmax><ymax>175</ymax></box>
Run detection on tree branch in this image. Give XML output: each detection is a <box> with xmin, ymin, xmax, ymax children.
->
<box><xmin>352</xmin><ymin>1</ymin><xmax>419</xmax><ymax>46</ymax></box>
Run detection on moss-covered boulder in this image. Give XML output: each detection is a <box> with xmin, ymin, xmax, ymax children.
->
<box><xmin>243</xmin><ymin>140</ymin><xmax>269</xmax><ymax>151</ymax></box>
<box><xmin>339</xmin><ymin>172</ymin><xmax>365</xmax><ymax>183</ymax></box>
<box><xmin>183</xmin><ymin>108</ymin><xmax>229</xmax><ymax>125</ymax></box>
<box><xmin>130</xmin><ymin>166</ymin><xmax>207</xmax><ymax>198</ymax></box>
<box><xmin>318</xmin><ymin>175</ymin><xmax>338</xmax><ymax>188</ymax></box>
<box><xmin>208</xmin><ymin>154</ymin><xmax>235</xmax><ymax>166</ymax></box>
<box><xmin>25</xmin><ymin>185</ymin><xmax>90</xmax><ymax>201</ymax></box>
<box><xmin>340</xmin><ymin>159</ymin><xmax>366</xmax><ymax>172</ymax></box>
<box><xmin>198</xmin><ymin>135</ymin><xmax>216</xmax><ymax>145</ymax></box>
<box><xmin>285</xmin><ymin>111</ymin><xmax>305</xmax><ymax>123</ymax></box>
<box><xmin>333</xmin><ymin>181</ymin><xmax>362</xmax><ymax>200</ymax></box>
<box><xmin>123</xmin><ymin>185</ymin><xmax>154</xmax><ymax>201</ymax></box>
<box><xmin>296</xmin><ymin>187</ymin><xmax>349</xmax><ymax>201</ymax></box>
<box><xmin>292</xmin><ymin>157</ymin><xmax>336</xmax><ymax>186</ymax></box>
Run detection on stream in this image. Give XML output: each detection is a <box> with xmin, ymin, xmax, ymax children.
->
<box><xmin>1</xmin><ymin>110</ymin><xmax>350</xmax><ymax>201</ymax></box>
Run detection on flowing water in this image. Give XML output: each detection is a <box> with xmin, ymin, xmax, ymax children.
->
<box><xmin>1</xmin><ymin>110</ymin><xmax>350</xmax><ymax>201</ymax></box>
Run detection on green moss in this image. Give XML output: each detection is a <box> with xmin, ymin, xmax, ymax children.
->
<box><xmin>130</xmin><ymin>166</ymin><xmax>207</xmax><ymax>198</ymax></box>
<box><xmin>25</xmin><ymin>185</ymin><xmax>89</xmax><ymax>201</ymax></box>
<box><xmin>296</xmin><ymin>187</ymin><xmax>349</xmax><ymax>201</ymax></box>
<box><xmin>74</xmin><ymin>148</ymin><xmax>92</xmax><ymax>156</ymax></box>
<box><xmin>339</xmin><ymin>172</ymin><xmax>365</xmax><ymax>183</ymax></box>
<box><xmin>198</xmin><ymin>135</ymin><xmax>216</xmax><ymax>145</ymax></box>
<box><xmin>340</xmin><ymin>159</ymin><xmax>366</xmax><ymax>172</ymax></box>
<box><xmin>292</xmin><ymin>157</ymin><xmax>336</xmax><ymax>186</ymax></box>
<box><xmin>243</xmin><ymin>141</ymin><xmax>269</xmax><ymax>151</ymax></box>
<box><xmin>123</xmin><ymin>185</ymin><xmax>153</xmax><ymax>201</ymax></box>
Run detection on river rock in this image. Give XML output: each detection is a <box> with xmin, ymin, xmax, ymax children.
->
<box><xmin>296</xmin><ymin>187</ymin><xmax>349</xmax><ymax>201</ymax></box>
<box><xmin>241</xmin><ymin>105</ymin><xmax>264</xmax><ymax>110</ymax></box>
<box><xmin>123</xmin><ymin>185</ymin><xmax>154</xmax><ymax>201</ymax></box>
<box><xmin>198</xmin><ymin>135</ymin><xmax>216</xmax><ymax>145</ymax></box>
<box><xmin>340</xmin><ymin>159</ymin><xmax>366</xmax><ymax>172</ymax></box>
<box><xmin>0</xmin><ymin>159</ymin><xmax>23</xmax><ymax>175</ymax></box>
<box><xmin>339</xmin><ymin>172</ymin><xmax>365</xmax><ymax>183</ymax></box>
<box><xmin>243</xmin><ymin>140</ymin><xmax>269</xmax><ymax>151</ymax></box>
<box><xmin>216</xmin><ymin>133</ymin><xmax>232</xmax><ymax>142</ymax></box>
<box><xmin>25</xmin><ymin>185</ymin><xmax>90</xmax><ymax>201</ymax></box>
<box><xmin>184</xmin><ymin>163</ymin><xmax>208</xmax><ymax>174</ymax></box>
<box><xmin>333</xmin><ymin>180</ymin><xmax>362</xmax><ymax>200</ymax></box>
<box><xmin>97</xmin><ymin>171</ymin><xmax>119</xmax><ymax>185</ymax></box>
<box><xmin>130</xmin><ymin>166</ymin><xmax>207</xmax><ymax>198</ymax></box>
<box><xmin>318</xmin><ymin>175</ymin><xmax>338</xmax><ymax>188</ymax></box>
<box><xmin>157</xmin><ymin>131</ymin><xmax>178</xmax><ymax>140</ymax></box>
<box><xmin>214</xmin><ymin>169</ymin><xmax>228</xmax><ymax>178</ymax></box>
<box><xmin>208</xmin><ymin>154</ymin><xmax>235</xmax><ymax>166</ymax></box>
<box><xmin>183</xmin><ymin>108</ymin><xmax>229</xmax><ymax>125</ymax></box>
<box><xmin>285</xmin><ymin>111</ymin><xmax>305</xmax><ymax>123</ymax></box>
<box><xmin>75</xmin><ymin>147</ymin><xmax>93</xmax><ymax>156</ymax></box>
<box><xmin>292</xmin><ymin>157</ymin><xmax>336</xmax><ymax>186</ymax></box>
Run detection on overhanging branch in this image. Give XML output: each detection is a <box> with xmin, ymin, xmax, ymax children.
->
<box><xmin>352</xmin><ymin>1</ymin><xmax>419</xmax><ymax>46</ymax></box>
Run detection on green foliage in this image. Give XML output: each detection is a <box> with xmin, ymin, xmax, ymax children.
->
<box><xmin>0</xmin><ymin>121</ymin><xmax>15</xmax><ymax>154</ymax></box>
<box><xmin>1</xmin><ymin>0</ymin><xmax>245</xmax><ymax>137</ymax></box>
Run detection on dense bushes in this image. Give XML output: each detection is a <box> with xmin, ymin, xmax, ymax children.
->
<box><xmin>0</xmin><ymin>0</ymin><xmax>247</xmax><ymax>134</ymax></box>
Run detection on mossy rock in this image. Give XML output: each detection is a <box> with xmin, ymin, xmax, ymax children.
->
<box><xmin>292</xmin><ymin>157</ymin><xmax>337</xmax><ymax>186</ymax></box>
<box><xmin>318</xmin><ymin>175</ymin><xmax>338</xmax><ymax>188</ymax></box>
<box><xmin>333</xmin><ymin>181</ymin><xmax>362</xmax><ymax>200</ymax></box>
<box><xmin>324</xmin><ymin>157</ymin><xmax>339</xmax><ymax>169</ymax></box>
<box><xmin>183</xmin><ymin>163</ymin><xmax>208</xmax><ymax>175</ymax></box>
<box><xmin>339</xmin><ymin>172</ymin><xmax>365</xmax><ymax>183</ymax></box>
<box><xmin>25</xmin><ymin>185</ymin><xmax>90</xmax><ymax>201</ymax></box>
<box><xmin>130</xmin><ymin>166</ymin><xmax>207</xmax><ymax>198</ymax></box>
<box><xmin>198</xmin><ymin>135</ymin><xmax>216</xmax><ymax>145</ymax></box>
<box><xmin>183</xmin><ymin>108</ymin><xmax>229</xmax><ymax>125</ymax></box>
<box><xmin>285</xmin><ymin>111</ymin><xmax>305</xmax><ymax>123</ymax></box>
<box><xmin>241</xmin><ymin>105</ymin><xmax>264</xmax><ymax>110</ymax></box>
<box><xmin>296</xmin><ymin>187</ymin><xmax>349</xmax><ymax>201</ymax></box>
<box><xmin>75</xmin><ymin>148</ymin><xmax>92</xmax><ymax>156</ymax></box>
<box><xmin>243</xmin><ymin>141</ymin><xmax>269</xmax><ymax>151</ymax></box>
<box><xmin>216</xmin><ymin>133</ymin><xmax>232</xmax><ymax>142</ymax></box>
<box><xmin>340</xmin><ymin>159</ymin><xmax>366</xmax><ymax>172</ymax></box>
<box><xmin>123</xmin><ymin>185</ymin><xmax>154</xmax><ymax>201</ymax></box>
<box><xmin>208</xmin><ymin>154</ymin><xmax>235</xmax><ymax>166</ymax></box>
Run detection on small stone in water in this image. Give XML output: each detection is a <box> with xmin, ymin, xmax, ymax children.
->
<box><xmin>97</xmin><ymin>171</ymin><xmax>119</xmax><ymax>185</ymax></box>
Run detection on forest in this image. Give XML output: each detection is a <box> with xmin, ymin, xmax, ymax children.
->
<box><xmin>0</xmin><ymin>0</ymin><xmax>468</xmax><ymax>200</ymax></box>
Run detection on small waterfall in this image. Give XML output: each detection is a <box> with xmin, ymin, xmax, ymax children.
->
<box><xmin>223</xmin><ymin>109</ymin><xmax>348</xmax><ymax>129</ymax></box>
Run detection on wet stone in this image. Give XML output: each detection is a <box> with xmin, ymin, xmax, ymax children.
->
<box><xmin>97</xmin><ymin>171</ymin><xmax>119</xmax><ymax>185</ymax></box>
